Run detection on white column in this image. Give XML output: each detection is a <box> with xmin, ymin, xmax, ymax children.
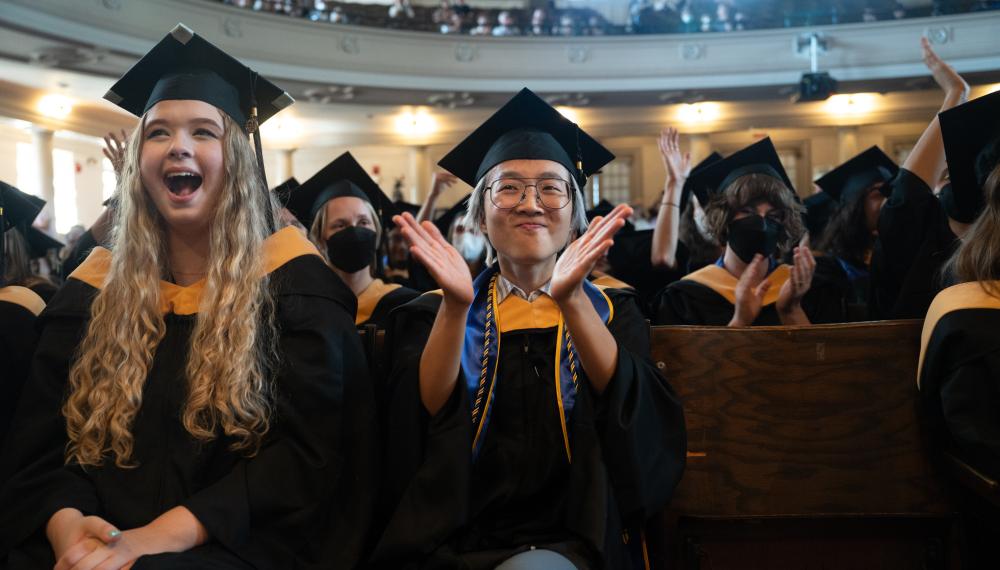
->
<box><xmin>31</xmin><ymin>127</ymin><xmax>55</xmax><ymax>231</ymax></box>
<box><xmin>688</xmin><ymin>134</ymin><xmax>712</xmax><ymax>164</ymax></box>
<box><xmin>837</xmin><ymin>126</ymin><xmax>859</xmax><ymax>163</ymax></box>
<box><xmin>274</xmin><ymin>148</ymin><xmax>296</xmax><ymax>183</ymax></box>
<box><xmin>407</xmin><ymin>145</ymin><xmax>430</xmax><ymax>203</ymax></box>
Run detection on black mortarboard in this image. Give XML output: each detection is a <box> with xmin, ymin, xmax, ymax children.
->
<box><xmin>104</xmin><ymin>23</ymin><xmax>293</xmax><ymax>131</ymax></box>
<box><xmin>438</xmin><ymin>88</ymin><xmax>615</xmax><ymax>187</ymax></box>
<box><xmin>26</xmin><ymin>227</ymin><xmax>65</xmax><ymax>258</ymax></box>
<box><xmin>433</xmin><ymin>194</ymin><xmax>472</xmax><ymax>237</ymax></box>
<box><xmin>393</xmin><ymin>201</ymin><xmax>421</xmax><ymax>217</ymax></box>
<box><xmin>586</xmin><ymin>199</ymin><xmax>634</xmax><ymax>233</ymax></box>
<box><xmin>271</xmin><ymin>177</ymin><xmax>299</xmax><ymax>207</ymax></box>
<box><xmin>680</xmin><ymin>151</ymin><xmax>723</xmax><ymax>211</ymax></box>
<box><xmin>1</xmin><ymin>181</ymin><xmax>45</xmax><ymax>286</ymax></box>
<box><xmin>285</xmin><ymin>152</ymin><xmax>395</xmax><ymax>230</ymax></box>
<box><xmin>939</xmin><ymin>89</ymin><xmax>1000</xmax><ymax>223</ymax></box>
<box><xmin>814</xmin><ymin>146</ymin><xmax>898</xmax><ymax>204</ymax></box>
<box><xmin>802</xmin><ymin>191</ymin><xmax>837</xmax><ymax>239</ymax></box>
<box><xmin>686</xmin><ymin>138</ymin><xmax>796</xmax><ymax>205</ymax></box>
<box><xmin>104</xmin><ymin>24</ymin><xmax>294</xmax><ymax>229</ymax></box>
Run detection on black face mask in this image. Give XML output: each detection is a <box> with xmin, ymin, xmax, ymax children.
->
<box><xmin>727</xmin><ymin>215</ymin><xmax>783</xmax><ymax>263</ymax></box>
<box><xmin>326</xmin><ymin>226</ymin><xmax>377</xmax><ymax>273</ymax></box>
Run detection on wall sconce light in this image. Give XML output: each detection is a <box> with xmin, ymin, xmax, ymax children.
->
<box><xmin>677</xmin><ymin>102</ymin><xmax>721</xmax><ymax>124</ymax></box>
<box><xmin>37</xmin><ymin>94</ymin><xmax>74</xmax><ymax>119</ymax></box>
<box><xmin>395</xmin><ymin>109</ymin><xmax>437</xmax><ymax>137</ymax></box>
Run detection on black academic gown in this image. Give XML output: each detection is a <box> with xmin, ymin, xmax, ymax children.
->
<box><xmin>356</xmin><ymin>278</ymin><xmax>420</xmax><ymax>329</ymax></box>
<box><xmin>653</xmin><ymin>262</ymin><xmax>845</xmax><ymax>326</ymax></box>
<box><xmin>870</xmin><ymin>168</ymin><xmax>958</xmax><ymax>319</ymax></box>
<box><xmin>0</xmin><ymin>228</ymin><xmax>378</xmax><ymax>570</ymax></box>
<box><xmin>370</xmin><ymin>287</ymin><xmax>686</xmax><ymax>570</ymax></box>
<box><xmin>0</xmin><ymin>286</ymin><xmax>45</xmax><ymax>448</ymax></box>
<box><xmin>811</xmin><ymin>254</ymin><xmax>871</xmax><ymax>322</ymax></box>
<box><xmin>918</xmin><ymin>281</ymin><xmax>1000</xmax><ymax>568</ymax></box>
<box><xmin>919</xmin><ymin>281</ymin><xmax>1000</xmax><ymax>480</ymax></box>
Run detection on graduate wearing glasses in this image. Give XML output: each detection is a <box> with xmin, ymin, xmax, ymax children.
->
<box><xmin>371</xmin><ymin>89</ymin><xmax>686</xmax><ymax>570</ymax></box>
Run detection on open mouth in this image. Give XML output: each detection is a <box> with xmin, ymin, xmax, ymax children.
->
<box><xmin>164</xmin><ymin>172</ymin><xmax>203</xmax><ymax>197</ymax></box>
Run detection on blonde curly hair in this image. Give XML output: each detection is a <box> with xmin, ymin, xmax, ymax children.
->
<box><xmin>64</xmin><ymin>112</ymin><xmax>279</xmax><ymax>468</ymax></box>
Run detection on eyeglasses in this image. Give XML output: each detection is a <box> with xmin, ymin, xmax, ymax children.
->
<box><xmin>486</xmin><ymin>177</ymin><xmax>572</xmax><ymax>210</ymax></box>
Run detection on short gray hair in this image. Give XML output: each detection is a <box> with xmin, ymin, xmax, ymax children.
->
<box><xmin>461</xmin><ymin>163</ymin><xmax>589</xmax><ymax>264</ymax></box>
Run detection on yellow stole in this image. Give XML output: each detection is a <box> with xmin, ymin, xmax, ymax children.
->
<box><xmin>355</xmin><ymin>278</ymin><xmax>403</xmax><ymax>325</ymax></box>
<box><xmin>917</xmin><ymin>281</ymin><xmax>1000</xmax><ymax>387</ymax></box>
<box><xmin>682</xmin><ymin>263</ymin><xmax>791</xmax><ymax>306</ymax></box>
<box><xmin>68</xmin><ymin>226</ymin><xmax>321</xmax><ymax>315</ymax></box>
<box><xmin>0</xmin><ymin>285</ymin><xmax>46</xmax><ymax>316</ymax></box>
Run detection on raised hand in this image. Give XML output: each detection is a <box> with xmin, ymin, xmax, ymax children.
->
<box><xmin>776</xmin><ymin>235</ymin><xmax>816</xmax><ymax>322</ymax></box>
<box><xmin>657</xmin><ymin>127</ymin><xmax>692</xmax><ymax>185</ymax></box>
<box><xmin>921</xmin><ymin>36</ymin><xmax>969</xmax><ymax>103</ymax></box>
<box><xmin>102</xmin><ymin>129</ymin><xmax>129</xmax><ymax>175</ymax></box>
<box><xmin>729</xmin><ymin>254</ymin><xmax>770</xmax><ymax>327</ymax></box>
<box><xmin>393</xmin><ymin>212</ymin><xmax>474</xmax><ymax>305</ymax></box>
<box><xmin>551</xmin><ymin>203</ymin><xmax>633</xmax><ymax>303</ymax></box>
<box><xmin>430</xmin><ymin>172</ymin><xmax>458</xmax><ymax>196</ymax></box>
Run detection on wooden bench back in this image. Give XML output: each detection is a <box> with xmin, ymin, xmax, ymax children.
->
<box><xmin>648</xmin><ymin>320</ymin><xmax>951</xmax><ymax>517</ymax></box>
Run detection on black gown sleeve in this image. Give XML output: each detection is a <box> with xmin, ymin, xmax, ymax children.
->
<box><xmin>594</xmin><ymin>289</ymin><xmax>687</xmax><ymax>520</ymax></box>
<box><xmin>0</xmin><ymin>302</ymin><xmax>40</xmax><ymax>447</ymax></box>
<box><xmin>369</xmin><ymin>294</ymin><xmax>472</xmax><ymax>568</ymax></box>
<box><xmin>939</xmin><ymin>361</ymin><xmax>1000</xmax><ymax>478</ymax></box>
<box><xmin>871</xmin><ymin>168</ymin><xmax>956</xmax><ymax>319</ymax></box>
<box><xmin>0</xmin><ymin>282</ymin><xmax>100</xmax><ymax>555</ymax></box>
<box><xmin>180</xmin><ymin>258</ymin><xmax>377</xmax><ymax>568</ymax></box>
<box><xmin>60</xmin><ymin>229</ymin><xmax>100</xmax><ymax>281</ymax></box>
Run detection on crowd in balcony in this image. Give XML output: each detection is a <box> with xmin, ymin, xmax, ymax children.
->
<box><xmin>218</xmin><ymin>0</ymin><xmax>1000</xmax><ymax>36</ymax></box>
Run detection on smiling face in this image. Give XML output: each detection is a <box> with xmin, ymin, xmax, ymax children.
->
<box><xmin>140</xmin><ymin>99</ymin><xmax>226</xmax><ymax>233</ymax></box>
<box><xmin>480</xmin><ymin>159</ymin><xmax>575</xmax><ymax>266</ymax></box>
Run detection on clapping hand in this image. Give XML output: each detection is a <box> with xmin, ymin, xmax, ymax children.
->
<box><xmin>102</xmin><ymin>129</ymin><xmax>129</xmax><ymax>175</ymax></box>
<box><xmin>776</xmin><ymin>235</ymin><xmax>816</xmax><ymax>317</ymax></box>
<box><xmin>393</xmin><ymin>212</ymin><xmax>474</xmax><ymax>306</ymax></box>
<box><xmin>730</xmin><ymin>254</ymin><xmax>770</xmax><ymax>327</ymax></box>
<box><xmin>550</xmin><ymin>204</ymin><xmax>633</xmax><ymax>304</ymax></box>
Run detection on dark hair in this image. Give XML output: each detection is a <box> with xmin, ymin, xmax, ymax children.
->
<box><xmin>679</xmin><ymin>201</ymin><xmax>724</xmax><ymax>269</ymax></box>
<box><xmin>703</xmin><ymin>173</ymin><xmax>806</xmax><ymax>255</ymax></box>
<box><xmin>815</xmin><ymin>183</ymin><xmax>881</xmax><ymax>267</ymax></box>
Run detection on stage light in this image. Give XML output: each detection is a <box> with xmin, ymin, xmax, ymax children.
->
<box><xmin>556</xmin><ymin>106</ymin><xmax>580</xmax><ymax>124</ymax></box>
<box><xmin>825</xmin><ymin>93</ymin><xmax>878</xmax><ymax>116</ymax></box>
<box><xmin>677</xmin><ymin>102</ymin><xmax>720</xmax><ymax>124</ymax></box>
<box><xmin>37</xmin><ymin>94</ymin><xmax>74</xmax><ymax>119</ymax></box>
<box><xmin>395</xmin><ymin>109</ymin><xmax>437</xmax><ymax>137</ymax></box>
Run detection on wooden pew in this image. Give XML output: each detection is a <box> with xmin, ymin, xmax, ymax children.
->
<box><xmin>646</xmin><ymin>320</ymin><xmax>957</xmax><ymax>569</ymax></box>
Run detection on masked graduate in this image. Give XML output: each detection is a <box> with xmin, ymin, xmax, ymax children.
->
<box><xmin>369</xmin><ymin>88</ymin><xmax>686</xmax><ymax>570</ymax></box>
<box><xmin>868</xmin><ymin>38</ymin><xmax>972</xmax><ymax>319</ymax></box>
<box><xmin>0</xmin><ymin>182</ymin><xmax>47</xmax><ymax>446</ymax></box>
<box><xmin>653</xmin><ymin>137</ymin><xmax>843</xmax><ymax>326</ymax></box>
<box><xmin>918</xmin><ymin>90</ymin><xmax>1000</xmax><ymax>570</ymax></box>
<box><xmin>0</xmin><ymin>24</ymin><xmax>376</xmax><ymax>569</ymax></box>
<box><xmin>286</xmin><ymin>151</ymin><xmax>419</xmax><ymax>329</ymax></box>
<box><xmin>811</xmin><ymin>146</ymin><xmax>898</xmax><ymax>321</ymax></box>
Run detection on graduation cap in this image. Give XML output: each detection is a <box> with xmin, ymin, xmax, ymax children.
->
<box><xmin>393</xmin><ymin>200</ymin><xmax>421</xmax><ymax>217</ymax></box>
<box><xmin>438</xmin><ymin>88</ymin><xmax>615</xmax><ymax>187</ymax></box>
<box><xmin>104</xmin><ymin>23</ymin><xmax>294</xmax><ymax>228</ymax></box>
<box><xmin>1</xmin><ymin>181</ymin><xmax>45</xmax><ymax>286</ymax></box>
<box><xmin>25</xmin><ymin>227</ymin><xmax>65</xmax><ymax>258</ymax></box>
<box><xmin>939</xmin><ymin>89</ymin><xmax>1000</xmax><ymax>224</ymax></box>
<box><xmin>271</xmin><ymin>177</ymin><xmax>299</xmax><ymax>208</ymax></box>
<box><xmin>586</xmin><ymin>199</ymin><xmax>635</xmax><ymax>233</ymax></box>
<box><xmin>802</xmin><ymin>191</ymin><xmax>837</xmax><ymax>238</ymax></box>
<box><xmin>285</xmin><ymin>152</ymin><xmax>396</xmax><ymax>231</ymax></box>
<box><xmin>686</xmin><ymin>138</ymin><xmax>796</xmax><ymax>206</ymax></box>
<box><xmin>814</xmin><ymin>146</ymin><xmax>898</xmax><ymax>204</ymax></box>
<box><xmin>680</xmin><ymin>151</ymin><xmax>723</xmax><ymax>211</ymax></box>
<box><xmin>433</xmin><ymin>194</ymin><xmax>472</xmax><ymax>237</ymax></box>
